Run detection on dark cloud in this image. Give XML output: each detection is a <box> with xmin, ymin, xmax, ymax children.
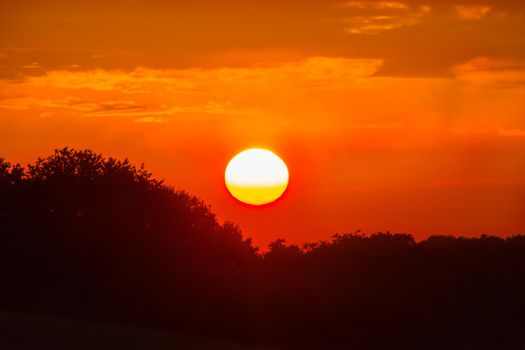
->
<box><xmin>1</xmin><ymin>0</ymin><xmax>525</xmax><ymax>78</ymax></box>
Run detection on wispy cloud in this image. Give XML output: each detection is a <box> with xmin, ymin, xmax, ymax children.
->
<box><xmin>455</xmin><ymin>5</ymin><xmax>492</xmax><ymax>20</ymax></box>
<box><xmin>0</xmin><ymin>95</ymin><xmax>259</xmax><ymax>121</ymax></box>
<box><xmin>21</xmin><ymin>62</ymin><xmax>40</xmax><ymax>69</ymax></box>
<box><xmin>341</xmin><ymin>3</ymin><xmax>431</xmax><ymax>35</ymax></box>
<box><xmin>341</xmin><ymin>1</ymin><xmax>409</xmax><ymax>10</ymax></box>
<box><xmin>453</xmin><ymin>57</ymin><xmax>525</xmax><ymax>87</ymax></box>
<box><xmin>21</xmin><ymin>57</ymin><xmax>382</xmax><ymax>92</ymax></box>
<box><xmin>0</xmin><ymin>97</ymin><xmax>98</xmax><ymax>112</ymax></box>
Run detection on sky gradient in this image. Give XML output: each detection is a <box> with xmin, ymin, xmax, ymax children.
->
<box><xmin>1</xmin><ymin>0</ymin><xmax>524</xmax><ymax>246</ymax></box>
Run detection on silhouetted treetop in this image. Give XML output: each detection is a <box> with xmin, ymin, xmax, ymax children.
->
<box><xmin>0</xmin><ymin>158</ymin><xmax>24</xmax><ymax>185</ymax></box>
<box><xmin>27</xmin><ymin>148</ymin><xmax>161</xmax><ymax>187</ymax></box>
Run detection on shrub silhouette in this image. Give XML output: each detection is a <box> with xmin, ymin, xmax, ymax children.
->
<box><xmin>1</xmin><ymin>148</ymin><xmax>525</xmax><ymax>349</ymax></box>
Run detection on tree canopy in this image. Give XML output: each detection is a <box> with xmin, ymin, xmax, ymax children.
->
<box><xmin>1</xmin><ymin>148</ymin><xmax>524</xmax><ymax>349</ymax></box>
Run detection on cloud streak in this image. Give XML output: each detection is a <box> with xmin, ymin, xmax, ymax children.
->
<box><xmin>341</xmin><ymin>2</ymin><xmax>431</xmax><ymax>35</ymax></box>
<box><xmin>455</xmin><ymin>5</ymin><xmax>492</xmax><ymax>20</ymax></box>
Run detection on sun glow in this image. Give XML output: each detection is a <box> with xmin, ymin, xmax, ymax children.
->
<box><xmin>225</xmin><ymin>149</ymin><xmax>289</xmax><ymax>205</ymax></box>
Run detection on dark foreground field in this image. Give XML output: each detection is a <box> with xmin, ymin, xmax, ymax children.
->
<box><xmin>0</xmin><ymin>313</ymin><xmax>275</xmax><ymax>350</ymax></box>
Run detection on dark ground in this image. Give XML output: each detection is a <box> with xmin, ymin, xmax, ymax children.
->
<box><xmin>0</xmin><ymin>312</ymin><xmax>276</xmax><ymax>350</ymax></box>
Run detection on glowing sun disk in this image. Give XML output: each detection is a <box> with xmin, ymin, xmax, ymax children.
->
<box><xmin>225</xmin><ymin>148</ymin><xmax>289</xmax><ymax>205</ymax></box>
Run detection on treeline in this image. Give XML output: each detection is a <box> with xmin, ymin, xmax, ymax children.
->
<box><xmin>1</xmin><ymin>148</ymin><xmax>524</xmax><ymax>349</ymax></box>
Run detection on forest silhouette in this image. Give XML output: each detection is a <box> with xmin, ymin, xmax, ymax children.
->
<box><xmin>1</xmin><ymin>148</ymin><xmax>524</xmax><ymax>349</ymax></box>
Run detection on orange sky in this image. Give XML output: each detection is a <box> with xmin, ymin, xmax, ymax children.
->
<box><xmin>1</xmin><ymin>0</ymin><xmax>524</xmax><ymax>246</ymax></box>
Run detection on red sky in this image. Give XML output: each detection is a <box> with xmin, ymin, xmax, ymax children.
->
<box><xmin>1</xmin><ymin>0</ymin><xmax>524</xmax><ymax>247</ymax></box>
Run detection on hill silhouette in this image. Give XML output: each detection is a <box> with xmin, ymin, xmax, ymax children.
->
<box><xmin>1</xmin><ymin>148</ymin><xmax>524</xmax><ymax>349</ymax></box>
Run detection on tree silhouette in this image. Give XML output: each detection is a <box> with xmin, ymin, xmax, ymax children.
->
<box><xmin>1</xmin><ymin>148</ymin><xmax>524</xmax><ymax>349</ymax></box>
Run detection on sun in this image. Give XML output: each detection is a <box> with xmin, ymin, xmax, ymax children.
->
<box><xmin>225</xmin><ymin>148</ymin><xmax>289</xmax><ymax>205</ymax></box>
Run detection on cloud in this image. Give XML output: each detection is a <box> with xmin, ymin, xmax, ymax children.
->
<box><xmin>0</xmin><ymin>94</ymin><xmax>259</xmax><ymax>120</ymax></box>
<box><xmin>341</xmin><ymin>2</ymin><xmax>431</xmax><ymax>35</ymax></box>
<box><xmin>455</xmin><ymin>57</ymin><xmax>525</xmax><ymax>71</ymax></box>
<box><xmin>98</xmin><ymin>100</ymin><xmax>144</xmax><ymax>112</ymax></box>
<box><xmin>26</xmin><ymin>69</ymin><xmax>159</xmax><ymax>92</ymax></box>
<box><xmin>0</xmin><ymin>56</ymin><xmax>384</xmax><ymax>141</ymax></box>
<box><xmin>0</xmin><ymin>95</ymin><xmax>155</xmax><ymax>116</ymax></box>
<box><xmin>20</xmin><ymin>57</ymin><xmax>382</xmax><ymax>92</ymax></box>
<box><xmin>453</xmin><ymin>57</ymin><xmax>525</xmax><ymax>87</ymax></box>
<box><xmin>0</xmin><ymin>96</ymin><xmax>98</xmax><ymax>112</ymax></box>
<box><xmin>1</xmin><ymin>1</ymin><xmax>525</xmax><ymax>78</ymax></box>
<box><xmin>0</xmin><ymin>0</ymin><xmax>525</xmax><ymax>79</ymax></box>
<box><xmin>341</xmin><ymin>1</ymin><xmax>409</xmax><ymax>10</ymax></box>
<box><xmin>0</xmin><ymin>54</ymin><xmax>523</xmax><ymax>146</ymax></box>
<box><xmin>455</xmin><ymin>5</ymin><xmax>492</xmax><ymax>20</ymax></box>
<box><xmin>21</xmin><ymin>62</ymin><xmax>40</xmax><ymax>69</ymax></box>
